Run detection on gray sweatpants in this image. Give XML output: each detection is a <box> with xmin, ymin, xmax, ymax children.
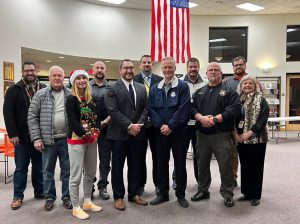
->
<box><xmin>68</xmin><ymin>143</ymin><xmax>97</xmax><ymax>207</ymax></box>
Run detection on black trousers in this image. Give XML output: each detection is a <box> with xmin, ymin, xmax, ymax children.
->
<box><xmin>155</xmin><ymin>128</ymin><xmax>190</xmax><ymax>198</ymax></box>
<box><xmin>111</xmin><ymin>137</ymin><xmax>144</xmax><ymax>200</ymax></box>
<box><xmin>97</xmin><ymin>135</ymin><xmax>112</xmax><ymax>190</ymax></box>
<box><xmin>139</xmin><ymin>126</ymin><xmax>158</xmax><ymax>188</ymax></box>
<box><xmin>237</xmin><ymin>143</ymin><xmax>267</xmax><ymax>199</ymax></box>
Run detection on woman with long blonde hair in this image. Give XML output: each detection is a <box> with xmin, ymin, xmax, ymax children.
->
<box><xmin>66</xmin><ymin>70</ymin><xmax>102</xmax><ymax>220</ymax></box>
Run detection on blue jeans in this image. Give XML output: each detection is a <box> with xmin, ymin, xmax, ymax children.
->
<box><xmin>13</xmin><ymin>143</ymin><xmax>43</xmax><ymax>199</ymax></box>
<box><xmin>42</xmin><ymin>138</ymin><xmax>70</xmax><ymax>201</ymax></box>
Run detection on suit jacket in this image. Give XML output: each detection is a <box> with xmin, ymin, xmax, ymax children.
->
<box><xmin>105</xmin><ymin>79</ymin><xmax>148</xmax><ymax>141</ymax></box>
<box><xmin>133</xmin><ymin>73</ymin><xmax>163</xmax><ymax>89</ymax></box>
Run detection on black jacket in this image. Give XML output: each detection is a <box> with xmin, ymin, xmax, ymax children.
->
<box><xmin>3</xmin><ymin>79</ymin><xmax>45</xmax><ymax>143</ymax></box>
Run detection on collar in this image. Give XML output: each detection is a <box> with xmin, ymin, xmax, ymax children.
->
<box><xmin>141</xmin><ymin>72</ymin><xmax>152</xmax><ymax>79</ymax></box>
<box><xmin>184</xmin><ymin>74</ymin><xmax>203</xmax><ymax>84</ymax></box>
<box><xmin>121</xmin><ymin>77</ymin><xmax>134</xmax><ymax>89</ymax></box>
<box><xmin>90</xmin><ymin>78</ymin><xmax>108</xmax><ymax>87</ymax></box>
<box><xmin>158</xmin><ymin>76</ymin><xmax>178</xmax><ymax>89</ymax></box>
<box><xmin>234</xmin><ymin>73</ymin><xmax>247</xmax><ymax>80</ymax></box>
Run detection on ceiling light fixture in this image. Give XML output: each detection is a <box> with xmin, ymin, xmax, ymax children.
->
<box><xmin>58</xmin><ymin>56</ymin><xmax>64</xmax><ymax>59</ymax></box>
<box><xmin>46</xmin><ymin>60</ymin><xmax>52</xmax><ymax>63</ymax></box>
<box><xmin>189</xmin><ymin>2</ymin><xmax>198</xmax><ymax>8</ymax></box>
<box><xmin>215</xmin><ymin>56</ymin><xmax>223</xmax><ymax>61</ymax></box>
<box><xmin>209</xmin><ymin>38</ymin><xmax>227</xmax><ymax>43</ymax></box>
<box><xmin>236</xmin><ymin>3</ymin><xmax>264</xmax><ymax>12</ymax></box>
<box><xmin>97</xmin><ymin>0</ymin><xmax>126</xmax><ymax>4</ymax></box>
<box><xmin>105</xmin><ymin>60</ymin><xmax>111</xmax><ymax>63</ymax></box>
<box><xmin>287</xmin><ymin>28</ymin><xmax>297</xmax><ymax>32</ymax></box>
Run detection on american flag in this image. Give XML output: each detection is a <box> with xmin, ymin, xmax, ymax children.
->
<box><xmin>151</xmin><ymin>0</ymin><xmax>191</xmax><ymax>63</ymax></box>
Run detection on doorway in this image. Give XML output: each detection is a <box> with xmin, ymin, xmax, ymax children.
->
<box><xmin>286</xmin><ymin>74</ymin><xmax>300</xmax><ymax>130</ymax></box>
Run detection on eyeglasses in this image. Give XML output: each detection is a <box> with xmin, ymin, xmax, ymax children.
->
<box><xmin>233</xmin><ymin>64</ymin><xmax>245</xmax><ymax>67</ymax></box>
<box><xmin>122</xmin><ymin>66</ymin><xmax>134</xmax><ymax>70</ymax></box>
<box><xmin>23</xmin><ymin>69</ymin><xmax>36</xmax><ymax>73</ymax></box>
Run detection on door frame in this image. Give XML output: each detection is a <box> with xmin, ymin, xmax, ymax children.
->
<box><xmin>286</xmin><ymin>74</ymin><xmax>300</xmax><ymax>130</ymax></box>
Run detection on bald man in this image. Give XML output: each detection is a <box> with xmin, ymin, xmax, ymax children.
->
<box><xmin>28</xmin><ymin>66</ymin><xmax>72</xmax><ymax>211</ymax></box>
<box><xmin>190</xmin><ymin>62</ymin><xmax>240</xmax><ymax>207</ymax></box>
<box><xmin>90</xmin><ymin>61</ymin><xmax>112</xmax><ymax>200</ymax></box>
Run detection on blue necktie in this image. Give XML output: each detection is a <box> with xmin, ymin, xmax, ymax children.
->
<box><xmin>129</xmin><ymin>83</ymin><xmax>135</xmax><ymax>109</ymax></box>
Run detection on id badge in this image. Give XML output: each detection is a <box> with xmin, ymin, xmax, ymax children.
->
<box><xmin>238</xmin><ymin>121</ymin><xmax>244</xmax><ymax>129</ymax></box>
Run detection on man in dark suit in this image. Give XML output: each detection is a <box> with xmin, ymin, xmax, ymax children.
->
<box><xmin>105</xmin><ymin>59</ymin><xmax>149</xmax><ymax>211</ymax></box>
<box><xmin>133</xmin><ymin>55</ymin><xmax>163</xmax><ymax>195</ymax></box>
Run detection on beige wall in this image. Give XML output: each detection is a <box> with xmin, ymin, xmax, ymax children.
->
<box><xmin>0</xmin><ymin>0</ymin><xmax>300</xmax><ymax>127</ymax></box>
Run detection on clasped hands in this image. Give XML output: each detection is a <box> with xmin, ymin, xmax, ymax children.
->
<box><xmin>233</xmin><ymin>131</ymin><xmax>253</xmax><ymax>143</ymax></box>
<box><xmin>195</xmin><ymin>114</ymin><xmax>216</xmax><ymax>128</ymax></box>
<box><xmin>128</xmin><ymin>124</ymin><xmax>143</xmax><ymax>136</ymax></box>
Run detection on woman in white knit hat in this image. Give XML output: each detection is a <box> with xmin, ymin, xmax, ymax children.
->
<box><xmin>66</xmin><ymin>70</ymin><xmax>102</xmax><ymax>220</ymax></box>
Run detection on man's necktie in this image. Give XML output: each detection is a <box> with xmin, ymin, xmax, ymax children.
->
<box><xmin>144</xmin><ymin>76</ymin><xmax>150</xmax><ymax>95</ymax></box>
<box><xmin>129</xmin><ymin>83</ymin><xmax>135</xmax><ymax>109</ymax></box>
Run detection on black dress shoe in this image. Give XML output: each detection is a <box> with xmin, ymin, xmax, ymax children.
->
<box><xmin>44</xmin><ymin>200</ymin><xmax>54</xmax><ymax>211</ymax></box>
<box><xmin>237</xmin><ymin>195</ymin><xmax>251</xmax><ymax>201</ymax></box>
<box><xmin>34</xmin><ymin>192</ymin><xmax>45</xmax><ymax>199</ymax></box>
<box><xmin>251</xmin><ymin>199</ymin><xmax>260</xmax><ymax>206</ymax></box>
<box><xmin>150</xmin><ymin>195</ymin><xmax>169</xmax><ymax>205</ymax></box>
<box><xmin>191</xmin><ymin>191</ymin><xmax>210</xmax><ymax>201</ymax></box>
<box><xmin>62</xmin><ymin>198</ymin><xmax>73</xmax><ymax>209</ymax></box>
<box><xmin>177</xmin><ymin>197</ymin><xmax>189</xmax><ymax>208</ymax></box>
<box><xmin>224</xmin><ymin>198</ymin><xmax>234</xmax><ymax>207</ymax></box>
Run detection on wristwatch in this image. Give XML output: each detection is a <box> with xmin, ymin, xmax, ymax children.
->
<box><xmin>213</xmin><ymin>117</ymin><xmax>218</xmax><ymax>124</ymax></box>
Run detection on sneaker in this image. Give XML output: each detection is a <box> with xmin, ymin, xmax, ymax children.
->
<box><xmin>99</xmin><ymin>188</ymin><xmax>110</xmax><ymax>200</ymax></box>
<box><xmin>73</xmin><ymin>207</ymin><xmax>89</xmax><ymax>220</ymax></box>
<box><xmin>11</xmin><ymin>199</ymin><xmax>23</xmax><ymax>210</ymax></box>
<box><xmin>83</xmin><ymin>202</ymin><xmax>103</xmax><ymax>212</ymax></box>
<box><xmin>44</xmin><ymin>200</ymin><xmax>54</xmax><ymax>211</ymax></box>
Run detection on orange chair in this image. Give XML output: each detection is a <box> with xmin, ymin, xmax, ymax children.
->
<box><xmin>0</xmin><ymin>129</ymin><xmax>15</xmax><ymax>184</ymax></box>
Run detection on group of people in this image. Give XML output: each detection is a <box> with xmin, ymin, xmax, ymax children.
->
<box><xmin>3</xmin><ymin>55</ymin><xmax>269</xmax><ymax>220</ymax></box>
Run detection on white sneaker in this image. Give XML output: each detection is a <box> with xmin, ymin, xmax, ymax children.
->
<box><xmin>73</xmin><ymin>207</ymin><xmax>89</xmax><ymax>220</ymax></box>
<box><xmin>83</xmin><ymin>202</ymin><xmax>103</xmax><ymax>212</ymax></box>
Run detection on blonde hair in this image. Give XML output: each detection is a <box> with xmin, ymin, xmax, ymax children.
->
<box><xmin>71</xmin><ymin>80</ymin><xmax>92</xmax><ymax>103</ymax></box>
<box><xmin>237</xmin><ymin>75</ymin><xmax>258</xmax><ymax>95</ymax></box>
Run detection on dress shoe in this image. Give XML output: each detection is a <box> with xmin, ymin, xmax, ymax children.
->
<box><xmin>150</xmin><ymin>195</ymin><xmax>169</xmax><ymax>205</ymax></box>
<box><xmin>62</xmin><ymin>198</ymin><xmax>73</xmax><ymax>209</ymax></box>
<box><xmin>237</xmin><ymin>195</ymin><xmax>251</xmax><ymax>201</ymax></box>
<box><xmin>34</xmin><ymin>192</ymin><xmax>45</xmax><ymax>199</ymax></box>
<box><xmin>114</xmin><ymin>199</ymin><xmax>125</xmax><ymax>211</ymax></box>
<box><xmin>224</xmin><ymin>197</ymin><xmax>234</xmax><ymax>207</ymax></box>
<box><xmin>177</xmin><ymin>197</ymin><xmax>189</xmax><ymax>208</ymax></box>
<box><xmin>129</xmin><ymin>195</ymin><xmax>148</xmax><ymax>206</ymax></box>
<box><xmin>191</xmin><ymin>191</ymin><xmax>210</xmax><ymax>201</ymax></box>
<box><xmin>44</xmin><ymin>200</ymin><xmax>54</xmax><ymax>211</ymax></box>
<box><xmin>251</xmin><ymin>199</ymin><xmax>260</xmax><ymax>206</ymax></box>
<box><xmin>99</xmin><ymin>188</ymin><xmax>110</xmax><ymax>200</ymax></box>
<box><xmin>11</xmin><ymin>199</ymin><xmax>23</xmax><ymax>210</ymax></box>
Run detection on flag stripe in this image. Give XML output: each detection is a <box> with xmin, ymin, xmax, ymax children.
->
<box><xmin>151</xmin><ymin>0</ymin><xmax>191</xmax><ymax>63</ymax></box>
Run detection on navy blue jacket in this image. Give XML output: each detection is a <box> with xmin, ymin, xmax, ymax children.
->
<box><xmin>149</xmin><ymin>77</ymin><xmax>190</xmax><ymax>130</ymax></box>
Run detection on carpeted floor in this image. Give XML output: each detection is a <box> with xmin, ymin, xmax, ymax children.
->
<box><xmin>0</xmin><ymin>131</ymin><xmax>300</xmax><ymax>224</ymax></box>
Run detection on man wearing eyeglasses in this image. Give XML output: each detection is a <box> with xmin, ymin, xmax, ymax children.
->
<box><xmin>223</xmin><ymin>56</ymin><xmax>248</xmax><ymax>187</ymax></box>
<box><xmin>3</xmin><ymin>61</ymin><xmax>46</xmax><ymax>210</ymax></box>
<box><xmin>133</xmin><ymin>55</ymin><xmax>163</xmax><ymax>196</ymax></box>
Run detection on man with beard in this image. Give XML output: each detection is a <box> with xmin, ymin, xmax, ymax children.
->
<box><xmin>181</xmin><ymin>57</ymin><xmax>207</xmax><ymax>183</ymax></box>
<box><xmin>191</xmin><ymin>62</ymin><xmax>240</xmax><ymax>207</ymax></box>
<box><xmin>3</xmin><ymin>61</ymin><xmax>45</xmax><ymax>210</ymax></box>
<box><xmin>223</xmin><ymin>56</ymin><xmax>248</xmax><ymax>187</ymax></box>
<box><xmin>28</xmin><ymin>66</ymin><xmax>72</xmax><ymax>211</ymax></box>
<box><xmin>133</xmin><ymin>55</ymin><xmax>163</xmax><ymax>195</ymax></box>
<box><xmin>105</xmin><ymin>59</ymin><xmax>149</xmax><ymax>211</ymax></box>
<box><xmin>90</xmin><ymin>61</ymin><xmax>112</xmax><ymax>200</ymax></box>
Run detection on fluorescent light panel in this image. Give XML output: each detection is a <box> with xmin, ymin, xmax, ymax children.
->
<box><xmin>209</xmin><ymin>38</ymin><xmax>227</xmax><ymax>43</ymax></box>
<box><xmin>236</xmin><ymin>3</ymin><xmax>264</xmax><ymax>12</ymax></box>
<box><xmin>97</xmin><ymin>0</ymin><xmax>126</xmax><ymax>4</ymax></box>
<box><xmin>287</xmin><ymin>28</ymin><xmax>297</xmax><ymax>32</ymax></box>
<box><xmin>189</xmin><ymin>2</ymin><xmax>198</xmax><ymax>8</ymax></box>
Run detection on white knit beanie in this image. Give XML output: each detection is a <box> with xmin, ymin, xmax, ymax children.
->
<box><xmin>70</xmin><ymin>70</ymin><xmax>89</xmax><ymax>85</ymax></box>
